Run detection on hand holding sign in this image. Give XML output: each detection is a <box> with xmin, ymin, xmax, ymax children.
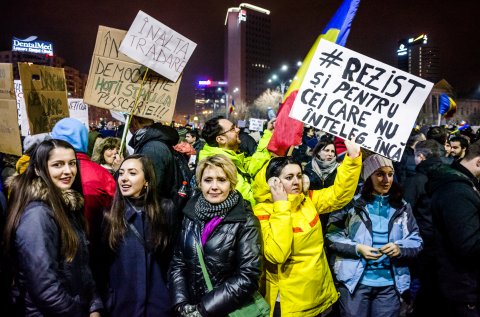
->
<box><xmin>344</xmin><ymin>135</ymin><xmax>361</xmax><ymax>159</ymax></box>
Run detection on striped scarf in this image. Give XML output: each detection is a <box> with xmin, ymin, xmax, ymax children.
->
<box><xmin>194</xmin><ymin>191</ymin><xmax>240</xmax><ymax>222</ymax></box>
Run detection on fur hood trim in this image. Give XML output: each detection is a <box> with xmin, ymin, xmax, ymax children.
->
<box><xmin>12</xmin><ymin>177</ymin><xmax>84</xmax><ymax>212</ymax></box>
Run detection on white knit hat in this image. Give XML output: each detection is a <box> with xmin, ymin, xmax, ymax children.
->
<box><xmin>23</xmin><ymin>133</ymin><xmax>51</xmax><ymax>152</ymax></box>
<box><xmin>362</xmin><ymin>154</ymin><xmax>394</xmax><ymax>180</ymax></box>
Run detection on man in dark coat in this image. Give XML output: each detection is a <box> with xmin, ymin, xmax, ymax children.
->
<box><xmin>403</xmin><ymin>140</ymin><xmax>446</xmax><ymax>316</ymax></box>
<box><xmin>426</xmin><ymin>140</ymin><xmax>480</xmax><ymax>316</ymax></box>
<box><xmin>129</xmin><ymin>116</ymin><xmax>178</xmax><ymax>198</ymax></box>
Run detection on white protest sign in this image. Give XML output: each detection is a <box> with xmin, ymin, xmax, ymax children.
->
<box><xmin>290</xmin><ymin>39</ymin><xmax>433</xmax><ymax>161</ymax></box>
<box><xmin>14</xmin><ymin>80</ymin><xmax>29</xmax><ymax>136</ymax></box>
<box><xmin>237</xmin><ymin>120</ymin><xmax>246</xmax><ymax>128</ymax></box>
<box><xmin>249</xmin><ymin>118</ymin><xmax>266</xmax><ymax>132</ymax></box>
<box><xmin>119</xmin><ymin>11</ymin><xmax>197</xmax><ymax>82</ymax></box>
<box><xmin>68</xmin><ymin>98</ymin><xmax>89</xmax><ymax>127</ymax></box>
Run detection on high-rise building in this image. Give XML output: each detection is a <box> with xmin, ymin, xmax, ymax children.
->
<box><xmin>194</xmin><ymin>79</ymin><xmax>228</xmax><ymax>116</ymax></box>
<box><xmin>397</xmin><ymin>34</ymin><xmax>440</xmax><ymax>84</ymax></box>
<box><xmin>225</xmin><ymin>3</ymin><xmax>271</xmax><ymax>107</ymax></box>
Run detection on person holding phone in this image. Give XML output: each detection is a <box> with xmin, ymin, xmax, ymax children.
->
<box><xmin>252</xmin><ymin>137</ymin><xmax>362</xmax><ymax>317</ymax></box>
<box><xmin>91</xmin><ymin>137</ymin><xmax>123</xmax><ymax>175</ymax></box>
<box><xmin>326</xmin><ymin>154</ymin><xmax>423</xmax><ymax>317</ymax></box>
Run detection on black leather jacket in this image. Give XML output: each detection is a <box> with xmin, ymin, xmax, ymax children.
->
<box><xmin>12</xmin><ymin>201</ymin><xmax>102</xmax><ymax>316</ymax></box>
<box><xmin>169</xmin><ymin>195</ymin><xmax>262</xmax><ymax>317</ymax></box>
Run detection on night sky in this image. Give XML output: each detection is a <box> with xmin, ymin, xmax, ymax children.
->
<box><xmin>2</xmin><ymin>0</ymin><xmax>479</xmax><ymax>114</ymax></box>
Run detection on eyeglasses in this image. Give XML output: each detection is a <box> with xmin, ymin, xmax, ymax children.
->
<box><xmin>218</xmin><ymin>124</ymin><xmax>236</xmax><ymax>136</ymax></box>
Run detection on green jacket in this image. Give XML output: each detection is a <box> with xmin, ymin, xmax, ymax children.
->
<box><xmin>198</xmin><ymin>130</ymin><xmax>272</xmax><ymax>206</ymax></box>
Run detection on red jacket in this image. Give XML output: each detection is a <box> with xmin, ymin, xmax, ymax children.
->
<box><xmin>77</xmin><ymin>152</ymin><xmax>116</xmax><ymax>235</ymax></box>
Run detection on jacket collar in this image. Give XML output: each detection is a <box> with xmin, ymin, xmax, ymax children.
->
<box><xmin>124</xmin><ymin>196</ymin><xmax>145</xmax><ymax>221</ymax></box>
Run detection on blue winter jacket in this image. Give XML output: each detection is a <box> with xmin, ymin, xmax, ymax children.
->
<box><xmin>326</xmin><ymin>195</ymin><xmax>423</xmax><ymax>294</ymax></box>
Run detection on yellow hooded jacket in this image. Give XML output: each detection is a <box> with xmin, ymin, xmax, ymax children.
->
<box><xmin>199</xmin><ymin>130</ymin><xmax>272</xmax><ymax>206</ymax></box>
<box><xmin>252</xmin><ymin>154</ymin><xmax>362</xmax><ymax>316</ymax></box>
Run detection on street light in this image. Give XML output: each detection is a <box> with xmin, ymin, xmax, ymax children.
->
<box><xmin>267</xmin><ymin>62</ymin><xmax>302</xmax><ymax>100</ymax></box>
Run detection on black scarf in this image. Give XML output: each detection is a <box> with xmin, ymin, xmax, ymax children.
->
<box><xmin>194</xmin><ymin>191</ymin><xmax>240</xmax><ymax>222</ymax></box>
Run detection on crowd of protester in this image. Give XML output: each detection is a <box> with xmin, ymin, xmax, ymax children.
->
<box><xmin>0</xmin><ymin>116</ymin><xmax>479</xmax><ymax>317</ymax></box>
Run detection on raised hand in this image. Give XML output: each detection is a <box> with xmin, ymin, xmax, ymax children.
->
<box><xmin>344</xmin><ymin>136</ymin><xmax>361</xmax><ymax>159</ymax></box>
<box><xmin>268</xmin><ymin>177</ymin><xmax>287</xmax><ymax>202</ymax></box>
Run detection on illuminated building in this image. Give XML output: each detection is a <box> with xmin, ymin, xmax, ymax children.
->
<box><xmin>0</xmin><ymin>36</ymin><xmax>87</xmax><ymax>98</ymax></box>
<box><xmin>195</xmin><ymin>80</ymin><xmax>229</xmax><ymax>117</ymax></box>
<box><xmin>225</xmin><ymin>3</ymin><xmax>271</xmax><ymax>106</ymax></box>
<box><xmin>397</xmin><ymin>34</ymin><xmax>440</xmax><ymax>84</ymax></box>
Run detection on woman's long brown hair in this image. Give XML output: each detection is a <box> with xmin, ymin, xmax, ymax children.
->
<box><xmin>3</xmin><ymin>139</ymin><xmax>83</xmax><ymax>262</ymax></box>
<box><xmin>104</xmin><ymin>154</ymin><xmax>169</xmax><ymax>253</ymax></box>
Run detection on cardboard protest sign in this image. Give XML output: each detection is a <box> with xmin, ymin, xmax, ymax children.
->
<box><xmin>18</xmin><ymin>63</ymin><xmax>69</xmax><ymax>134</ymax></box>
<box><xmin>0</xmin><ymin>64</ymin><xmax>22</xmax><ymax>156</ymax></box>
<box><xmin>119</xmin><ymin>11</ymin><xmax>197</xmax><ymax>82</ymax></box>
<box><xmin>290</xmin><ymin>39</ymin><xmax>433</xmax><ymax>161</ymax></box>
<box><xmin>249</xmin><ymin>118</ymin><xmax>266</xmax><ymax>132</ymax></box>
<box><xmin>84</xmin><ymin>26</ymin><xmax>181</xmax><ymax>123</ymax></box>
<box><xmin>68</xmin><ymin>98</ymin><xmax>89</xmax><ymax>127</ymax></box>
<box><xmin>14</xmin><ymin>79</ymin><xmax>29</xmax><ymax>136</ymax></box>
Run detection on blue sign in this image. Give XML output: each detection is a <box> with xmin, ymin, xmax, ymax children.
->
<box><xmin>12</xmin><ymin>36</ymin><xmax>54</xmax><ymax>56</ymax></box>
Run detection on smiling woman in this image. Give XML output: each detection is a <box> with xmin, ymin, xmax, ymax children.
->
<box><xmin>3</xmin><ymin>139</ymin><xmax>103</xmax><ymax>316</ymax></box>
<box><xmin>102</xmin><ymin>154</ymin><xmax>172</xmax><ymax>316</ymax></box>
<box><xmin>170</xmin><ymin>154</ymin><xmax>264</xmax><ymax>316</ymax></box>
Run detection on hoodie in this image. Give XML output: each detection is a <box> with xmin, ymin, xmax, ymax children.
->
<box><xmin>129</xmin><ymin>123</ymin><xmax>178</xmax><ymax>197</ymax></box>
<box><xmin>51</xmin><ymin>118</ymin><xmax>88</xmax><ymax>153</ymax></box>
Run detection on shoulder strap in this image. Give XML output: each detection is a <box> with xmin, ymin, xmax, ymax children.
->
<box><xmin>127</xmin><ymin>222</ymin><xmax>148</xmax><ymax>250</ymax></box>
<box><xmin>195</xmin><ymin>242</ymin><xmax>213</xmax><ymax>291</ymax></box>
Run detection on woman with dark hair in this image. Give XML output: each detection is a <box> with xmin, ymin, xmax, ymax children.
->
<box><xmin>169</xmin><ymin>154</ymin><xmax>263</xmax><ymax>317</ymax></box>
<box><xmin>91</xmin><ymin>137</ymin><xmax>122</xmax><ymax>175</ymax></box>
<box><xmin>326</xmin><ymin>154</ymin><xmax>423</xmax><ymax>317</ymax></box>
<box><xmin>252</xmin><ymin>138</ymin><xmax>362</xmax><ymax>317</ymax></box>
<box><xmin>304</xmin><ymin>138</ymin><xmax>339</xmax><ymax>190</ymax></box>
<box><xmin>3</xmin><ymin>139</ymin><xmax>102</xmax><ymax>316</ymax></box>
<box><xmin>102</xmin><ymin>154</ymin><xmax>172</xmax><ymax>316</ymax></box>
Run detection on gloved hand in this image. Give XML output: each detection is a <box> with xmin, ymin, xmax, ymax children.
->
<box><xmin>178</xmin><ymin>304</ymin><xmax>203</xmax><ymax>317</ymax></box>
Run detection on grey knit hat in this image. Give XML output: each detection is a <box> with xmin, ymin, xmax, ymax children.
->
<box><xmin>362</xmin><ymin>154</ymin><xmax>394</xmax><ymax>180</ymax></box>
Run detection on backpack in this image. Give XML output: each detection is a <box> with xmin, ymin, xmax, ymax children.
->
<box><xmin>160</xmin><ymin>148</ymin><xmax>194</xmax><ymax>250</ymax></box>
<box><xmin>170</xmin><ymin>148</ymin><xmax>193</xmax><ymax>198</ymax></box>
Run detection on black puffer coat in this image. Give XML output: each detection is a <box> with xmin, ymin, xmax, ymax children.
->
<box><xmin>169</xmin><ymin>194</ymin><xmax>262</xmax><ymax>317</ymax></box>
<box><xmin>11</xmin><ymin>180</ymin><xmax>102</xmax><ymax>316</ymax></box>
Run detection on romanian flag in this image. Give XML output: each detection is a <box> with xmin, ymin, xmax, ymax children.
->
<box><xmin>439</xmin><ymin>93</ymin><xmax>456</xmax><ymax>118</ymax></box>
<box><xmin>229</xmin><ymin>99</ymin><xmax>235</xmax><ymax>114</ymax></box>
<box><xmin>268</xmin><ymin>0</ymin><xmax>361</xmax><ymax>156</ymax></box>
